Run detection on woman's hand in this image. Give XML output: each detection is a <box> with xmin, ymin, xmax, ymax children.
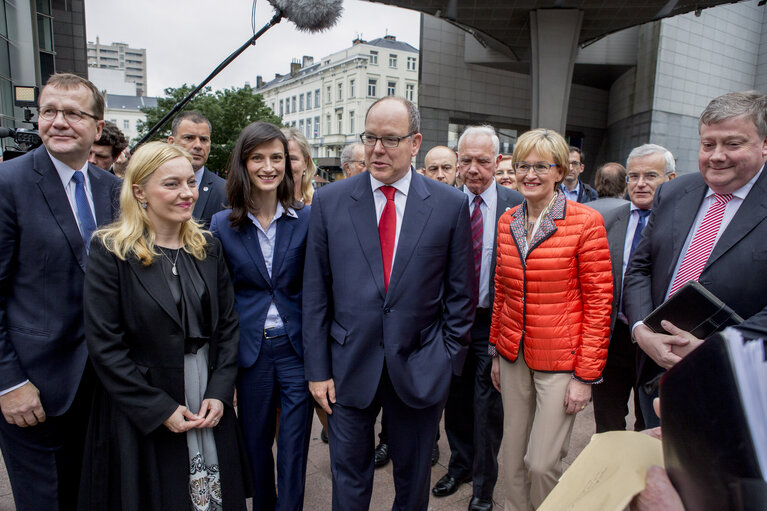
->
<box><xmin>163</xmin><ymin>405</ymin><xmax>203</xmax><ymax>433</ymax></box>
<box><xmin>564</xmin><ymin>379</ymin><xmax>591</xmax><ymax>415</ymax></box>
<box><xmin>491</xmin><ymin>356</ymin><xmax>501</xmax><ymax>392</ymax></box>
<box><xmin>196</xmin><ymin>398</ymin><xmax>224</xmax><ymax>428</ymax></box>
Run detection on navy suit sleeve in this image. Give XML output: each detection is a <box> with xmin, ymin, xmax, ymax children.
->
<box><xmin>302</xmin><ymin>190</ymin><xmax>334</xmax><ymax>382</ymax></box>
<box><xmin>442</xmin><ymin>194</ymin><xmax>477</xmax><ymax>374</ymax></box>
<box><xmin>0</xmin><ymin>169</ymin><xmax>26</xmax><ymax>390</ymax></box>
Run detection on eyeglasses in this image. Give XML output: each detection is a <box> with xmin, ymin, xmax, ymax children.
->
<box><xmin>513</xmin><ymin>162</ymin><xmax>558</xmax><ymax>176</ymax></box>
<box><xmin>569</xmin><ymin>161</ymin><xmax>583</xmax><ymax>168</ymax></box>
<box><xmin>38</xmin><ymin>107</ymin><xmax>100</xmax><ymax>124</ymax></box>
<box><xmin>626</xmin><ymin>172</ymin><xmax>662</xmax><ymax>183</ymax></box>
<box><xmin>360</xmin><ymin>132</ymin><xmax>414</xmax><ymax>148</ymax></box>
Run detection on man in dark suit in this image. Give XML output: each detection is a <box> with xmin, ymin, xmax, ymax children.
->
<box><xmin>0</xmin><ymin>73</ymin><xmax>121</xmax><ymax>510</ymax></box>
<box><xmin>561</xmin><ymin>146</ymin><xmax>598</xmax><ymax>203</ymax></box>
<box><xmin>593</xmin><ymin>144</ymin><xmax>675</xmax><ymax>432</ymax></box>
<box><xmin>432</xmin><ymin>126</ymin><xmax>522</xmax><ymax>511</ymax></box>
<box><xmin>304</xmin><ymin>96</ymin><xmax>476</xmax><ymax>511</ymax></box>
<box><xmin>624</xmin><ymin>91</ymin><xmax>767</xmax><ymax>428</ymax></box>
<box><xmin>168</xmin><ymin>111</ymin><xmax>225</xmax><ymax>228</ymax></box>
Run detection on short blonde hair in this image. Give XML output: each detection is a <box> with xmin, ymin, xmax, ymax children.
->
<box><xmin>282</xmin><ymin>127</ymin><xmax>315</xmax><ymax>203</ymax></box>
<box><xmin>96</xmin><ymin>141</ymin><xmax>208</xmax><ymax>265</ymax></box>
<box><xmin>512</xmin><ymin>129</ymin><xmax>569</xmax><ymax>187</ymax></box>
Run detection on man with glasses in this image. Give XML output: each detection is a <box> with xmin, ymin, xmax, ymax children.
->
<box><xmin>0</xmin><ymin>73</ymin><xmax>121</xmax><ymax>510</ymax></box>
<box><xmin>304</xmin><ymin>96</ymin><xmax>476</xmax><ymax>510</ymax></box>
<box><xmin>561</xmin><ymin>146</ymin><xmax>598</xmax><ymax>203</ymax></box>
<box><xmin>593</xmin><ymin>144</ymin><xmax>675</xmax><ymax>431</ymax></box>
<box><xmin>341</xmin><ymin>141</ymin><xmax>366</xmax><ymax>178</ymax></box>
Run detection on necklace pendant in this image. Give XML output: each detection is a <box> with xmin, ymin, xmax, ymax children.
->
<box><xmin>172</xmin><ymin>264</ymin><xmax>178</xmax><ymax>276</ymax></box>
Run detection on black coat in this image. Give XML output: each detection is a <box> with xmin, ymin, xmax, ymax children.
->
<box><xmin>79</xmin><ymin>235</ymin><xmax>250</xmax><ymax>510</ymax></box>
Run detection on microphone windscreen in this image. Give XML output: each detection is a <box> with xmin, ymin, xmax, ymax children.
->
<box><xmin>268</xmin><ymin>0</ymin><xmax>343</xmax><ymax>32</ymax></box>
<box><xmin>0</xmin><ymin>127</ymin><xmax>14</xmax><ymax>138</ymax></box>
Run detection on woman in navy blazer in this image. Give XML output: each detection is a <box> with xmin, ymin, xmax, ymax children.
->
<box><xmin>210</xmin><ymin>122</ymin><xmax>312</xmax><ymax>511</ymax></box>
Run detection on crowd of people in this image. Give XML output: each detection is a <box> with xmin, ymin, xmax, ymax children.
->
<box><xmin>0</xmin><ymin>71</ymin><xmax>764</xmax><ymax>511</ymax></box>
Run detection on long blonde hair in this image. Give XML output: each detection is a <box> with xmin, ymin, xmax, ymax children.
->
<box><xmin>96</xmin><ymin>141</ymin><xmax>208</xmax><ymax>265</ymax></box>
<box><xmin>282</xmin><ymin>127</ymin><xmax>315</xmax><ymax>203</ymax></box>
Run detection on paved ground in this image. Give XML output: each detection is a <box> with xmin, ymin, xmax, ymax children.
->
<box><xmin>0</xmin><ymin>400</ymin><xmax>629</xmax><ymax>510</ymax></box>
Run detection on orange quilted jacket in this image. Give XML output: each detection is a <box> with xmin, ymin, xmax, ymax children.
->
<box><xmin>489</xmin><ymin>193</ymin><xmax>612</xmax><ymax>382</ymax></box>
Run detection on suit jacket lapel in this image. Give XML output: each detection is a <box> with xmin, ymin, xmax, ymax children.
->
<box><xmin>193</xmin><ymin>250</ymin><xmax>219</xmax><ymax>333</ymax></box>
<box><xmin>34</xmin><ymin>147</ymin><xmax>88</xmax><ymax>271</ymax></box>
<box><xmin>87</xmin><ymin>163</ymin><xmax>115</xmax><ymax>226</ymax></box>
<box><xmin>193</xmin><ymin>167</ymin><xmax>212</xmax><ymax>219</ymax></box>
<box><xmin>238</xmin><ymin>222</ymin><xmax>272</xmax><ymax>286</ymax></box>
<box><xmin>707</xmin><ymin>168</ymin><xmax>767</xmax><ymax>268</ymax></box>
<box><xmin>349</xmin><ymin>177</ymin><xmax>386</xmax><ymax>300</ymax></box>
<box><xmin>128</xmin><ymin>257</ymin><xmax>182</xmax><ymax>328</ymax></box>
<box><xmin>610</xmin><ymin>204</ymin><xmax>631</xmax><ymax>293</ymax></box>
<box><xmin>272</xmin><ymin>214</ymin><xmax>296</xmax><ymax>285</ymax></box>
<box><xmin>387</xmin><ymin>174</ymin><xmax>432</xmax><ymax>300</ymax></box>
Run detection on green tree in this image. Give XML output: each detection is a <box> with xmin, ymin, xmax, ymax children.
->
<box><xmin>137</xmin><ymin>84</ymin><xmax>283</xmax><ymax>176</ymax></box>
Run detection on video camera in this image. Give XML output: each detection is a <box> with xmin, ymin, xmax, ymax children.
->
<box><xmin>1</xmin><ymin>85</ymin><xmax>42</xmax><ymax>161</ymax></box>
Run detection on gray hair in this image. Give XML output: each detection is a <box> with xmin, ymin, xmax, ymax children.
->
<box><xmin>340</xmin><ymin>142</ymin><xmax>363</xmax><ymax>167</ymax></box>
<box><xmin>626</xmin><ymin>144</ymin><xmax>676</xmax><ymax>175</ymax></box>
<box><xmin>700</xmin><ymin>91</ymin><xmax>767</xmax><ymax>138</ymax></box>
<box><xmin>171</xmin><ymin>110</ymin><xmax>212</xmax><ymax>136</ymax></box>
<box><xmin>366</xmin><ymin>96</ymin><xmax>421</xmax><ymax>134</ymax></box>
<box><xmin>457</xmin><ymin>125</ymin><xmax>500</xmax><ymax>157</ymax></box>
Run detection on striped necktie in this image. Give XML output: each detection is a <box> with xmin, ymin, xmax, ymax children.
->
<box><xmin>471</xmin><ymin>195</ymin><xmax>483</xmax><ymax>285</ymax></box>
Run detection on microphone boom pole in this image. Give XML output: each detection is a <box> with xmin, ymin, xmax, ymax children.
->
<box><xmin>133</xmin><ymin>10</ymin><xmax>284</xmax><ymax>150</ymax></box>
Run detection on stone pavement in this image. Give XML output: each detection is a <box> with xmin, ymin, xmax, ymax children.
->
<box><xmin>0</xmin><ymin>401</ymin><xmax>624</xmax><ymax>510</ymax></box>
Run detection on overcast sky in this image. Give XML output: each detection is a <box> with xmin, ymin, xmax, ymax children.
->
<box><xmin>84</xmin><ymin>0</ymin><xmax>421</xmax><ymax>97</ymax></box>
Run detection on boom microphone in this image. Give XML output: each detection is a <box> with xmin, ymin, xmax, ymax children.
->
<box><xmin>268</xmin><ymin>0</ymin><xmax>343</xmax><ymax>32</ymax></box>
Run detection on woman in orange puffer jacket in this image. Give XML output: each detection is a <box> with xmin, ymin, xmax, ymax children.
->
<box><xmin>489</xmin><ymin>129</ymin><xmax>612</xmax><ymax>511</ymax></box>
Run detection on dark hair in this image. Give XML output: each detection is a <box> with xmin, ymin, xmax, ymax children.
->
<box><xmin>365</xmin><ymin>96</ymin><xmax>420</xmax><ymax>134</ymax></box>
<box><xmin>226</xmin><ymin>122</ymin><xmax>302</xmax><ymax>231</ymax></box>
<box><xmin>95</xmin><ymin>121</ymin><xmax>129</xmax><ymax>157</ymax></box>
<box><xmin>569</xmin><ymin>145</ymin><xmax>584</xmax><ymax>161</ymax></box>
<box><xmin>594</xmin><ymin>162</ymin><xmax>626</xmax><ymax>198</ymax></box>
<box><xmin>43</xmin><ymin>73</ymin><xmax>105</xmax><ymax>119</ymax></box>
<box><xmin>171</xmin><ymin>110</ymin><xmax>212</xmax><ymax>136</ymax></box>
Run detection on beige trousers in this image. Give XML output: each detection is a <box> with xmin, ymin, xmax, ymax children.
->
<box><xmin>499</xmin><ymin>355</ymin><xmax>576</xmax><ymax>511</ymax></box>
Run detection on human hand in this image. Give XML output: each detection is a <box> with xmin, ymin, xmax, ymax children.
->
<box><xmin>309</xmin><ymin>379</ymin><xmax>336</xmax><ymax>415</ymax></box>
<box><xmin>196</xmin><ymin>398</ymin><xmax>224</xmax><ymax>429</ymax></box>
<box><xmin>630</xmin><ymin>466</ymin><xmax>685</xmax><ymax>511</ymax></box>
<box><xmin>163</xmin><ymin>405</ymin><xmax>203</xmax><ymax>433</ymax></box>
<box><xmin>112</xmin><ymin>148</ymin><xmax>131</xmax><ymax>178</ymax></box>
<box><xmin>662</xmin><ymin>320</ymin><xmax>703</xmax><ymax>359</ymax></box>
<box><xmin>634</xmin><ymin>323</ymin><xmax>690</xmax><ymax>369</ymax></box>
<box><xmin>0</xmin><ymin>382</ymin><xmax>46</xmax><ymax>427</ymax></box>
<box><xmin>564</xmin><ymin>379</ymin><xmax>591</xmax><ymax>415</ymax></box>
<box><xmin>491</xmin><ymin>356</ymin><xmax>501</xmax><ymax>392</ymax></box>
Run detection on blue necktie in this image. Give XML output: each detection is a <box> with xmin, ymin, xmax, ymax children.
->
<box><xmin>629</xmin><ymin>209</ymin><xmax>651</xmax><ymax>257</ymax></box>
<box><xmin>72</xmin><ymin>171</ymin><xmax>96</xmax><ymax>251</ymax></box>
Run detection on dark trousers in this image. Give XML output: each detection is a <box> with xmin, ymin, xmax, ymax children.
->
<box><xmin>328</xmin><ymin>366</ymin><xmax>445</xmax><ymax>511</ymax></box>
<box><xmin>592</xmin><ymin>320</ymin><xmax>645</xmax><ymax>432</ymax></box>
<box><xmin>237</xmin><ymin>331</ymin><xmax>313</xmax><ymax>511</ymax></box>
<box><xmin>0</xmin><ymin>366</ymin><xmax>93</xmax><ymax>511</ymax></box>
<box><xmin>443</xmin><ymin>310</ymin><xmax>503</xmax><ymax>499</ymax></box>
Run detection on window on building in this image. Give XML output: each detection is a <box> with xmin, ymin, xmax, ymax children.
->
<box><xmin>337</xmin><ymin>82</ymin><xmax>343</xmax><ymax>102</ymax></box>
<box><xmin>291</xmin><ymin>96</ymin><xmax>296</xmax><ymax>112</ymax></box>
<box><xmin>337</xmin><ymin>112</ymin><xmax>343</xmax><ymax>134</ymax></box>
<box><xmin>305</xmin><ymin>118</ymin><xmax>311</xmax><ymax>138</ymax></box>
<box><xmin>279</xmin><ymin>99</ymin><xmax>284</xmax><ymax>116</ymax></box>
<box><xmin>349</xmin><ymin>111</ymin><xmax>355</xmax><ymax>135</ymax></box>
<box><xmin>110</xmin><ymin>119</ymin><xmax>117</xmax><ymax>125</ymax></box>
<box><xmin>326</xmin><ymin>114</ymin><xmax>331</xmax><ymax>135</ymax></box>
<box><xmin>314</xmin><ymin>116</ymin><xmax>320</xmax><ymax>138</ymax></box>
<box><xmin>299</xmin><ymin>119</ymin><xmax>304</xmax><ymax>132</ymax></box>
<box><xmin>367</xmin><ymin>78</ymin><xmax>377</xmax><ymax>97</ymax></box>
<box><xmin>306</xmin><ymin>92</ymin><xmax>312</xmax><ymax>110</ymax></box>
<box><xmin>285</xmin><ymin>98</ymin><xmax>290</xmax><ymax>114</ymax></box>
<box><xmin>387</xmin><ymin>81</ymin><xmax>396</xmax><ymax>96</ymax></box>
<box><xmin>299</xmin><ymin>94</ymin><xmax>304</xmax><ymax>111</ymax></box>
<box><xmin>315</xmin><ymin>89</ymin><xmax>320</xmax><ymax>106</ymax></box>
<box><xmin>326</xmin><ymin>85</ymin><xmax>331</xmax><ymax>103</ymax></box>
<box><xmin>369</xmin><ymin>50</ymin><xmax>378</xmax><ymax>65</ymax></box>
<box><xmin>349</xmin><ymin>79</ymin><xmax>355</xmax><ymax>98</ymax></box>
<box><xmin>407</xmin><ymin>56</ymin><xmax>417</xmax><ymax>71</ymax></box>
<box><xmin>123</xmin><ymin>119</ymin><xmax>130</xmax><ymax>130</ymax></box>
<box><xmin>406</xmin><ymin>84</ymin><xmax>415</xmax><ymax>102</ymax></box>
<box><xmin>389</xmin><ymin>54</ymin><xmax>397</xmax><ymax>68</ymax></box>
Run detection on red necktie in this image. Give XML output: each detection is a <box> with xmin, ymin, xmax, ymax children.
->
<box><xmin>379</xmin><ymin>186</ymin><xmax>397</xmax><ymax>291</ymax></box>
<box><xmin>668</xmin><ymin>193</ymin><xmax>733</xmax><ymax>296</ymax></box>
<box><xmin>470</xmin><ymin>195</ymin><xmax>483</xmax><ymax>286</ymax></box>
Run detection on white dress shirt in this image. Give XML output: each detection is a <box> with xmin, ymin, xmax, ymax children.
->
<box><xmin>370</xmin><ymin>170</ymin><xmax>412</xmax><ymax>269</ymax></box>
<box><xmin>464</xmin><ymin>180</ymin><xmax>498</xmax><ymax>308</ymax></box>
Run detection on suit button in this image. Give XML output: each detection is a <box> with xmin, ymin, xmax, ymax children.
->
<box><xmin>384</xmin><ymin>307</ymin><xmax>391</xmax><ymax>314</ymax></box>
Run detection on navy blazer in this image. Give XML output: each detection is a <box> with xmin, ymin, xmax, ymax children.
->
<box><xmin>211</xmin><ymin>206</ymin><xmax>310</xmax><ymax>368</ymax></box>
<box><xmin>0</xmin><ymin>146</ymin><xmax>120</xmax><ymax>415</ymax></box>
<box><xmin>623</xmin><ymin>167</ymin><xmax>767</xmax><ymax>384</ymax></box>
<box><xmin>194</xmin><ymin>167</ymin><xmax>226</xmax><ymax>229</ymax></box>
<box><xmin>303</xmin><ymin>170</ymin><xmax>476</xmax><ymax>410</ymax></box>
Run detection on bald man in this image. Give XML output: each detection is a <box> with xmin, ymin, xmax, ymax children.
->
<box><xmin>424</xmin><ymin>146</ymin><xmax>458</xmax><ymax>186</ymax></box>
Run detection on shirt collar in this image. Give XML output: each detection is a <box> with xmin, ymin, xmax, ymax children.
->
<box><xmin>195</xmin><ymin>167</ymin><xmax>204</xmax><ymax>187</ymax></box>
<box><xmin>370</xmin><ymin>167</ymin><xmax>412</xmax><ymax>196</ymax></box>
<box><xmin>463</xmin><ymin>179</ymin><xmax>497</xmax><ymax>205</ymax></box>
<box><xmin>48</xmin><ymin>149</ymin><xmax>89</xmax><ymax>189</ymax></box>
<box><xmin>247</xmin><ymin>202</ymin><xmax>298</xmax><ymax>229</ymax></box>
<box><xmin>703</xmin><ymin>165</ymin><xmax>763</xmax><ymax>201</ymax></box>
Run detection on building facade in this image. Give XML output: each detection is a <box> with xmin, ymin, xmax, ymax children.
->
<box><xmin>417</xmin><ymin>0</ymin><xmax>767</xmax><ymax>178</ymax></box>
<box><xmin>87</xmin><ymin>37</ymin><xmax>147</xmax><ymax>96</ymax></box>
<box><xmin>104</xmin><ymin>93</ymin><xmax>157</xmax><ymax>143</ymax></box>
<box><xmin>257</xmin><ymin>35</ymin><xmax>419</xmax><ymax>170</ymax></box>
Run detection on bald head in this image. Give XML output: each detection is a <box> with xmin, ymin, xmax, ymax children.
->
<box><xmin>424</xmin><ymin>145</ymin><xmax>457</xmax><ymax>186</ymax></box>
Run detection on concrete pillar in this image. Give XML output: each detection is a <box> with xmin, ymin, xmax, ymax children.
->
<box><xmin>529</xmin><ymin>9</ymin><xmax>583</xmax><ymax>133</ymax></box>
